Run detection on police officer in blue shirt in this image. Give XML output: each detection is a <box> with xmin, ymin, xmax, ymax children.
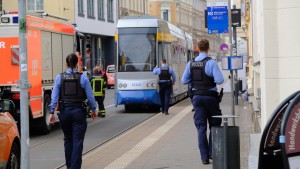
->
<box><xmin>49</xmin><ymin>53</ymin><xmax>97</xmax><ymax>169</ymax></box>
<box><xmin>181</xmin><ymin>39</ymin><xmax>224</xmax><ymax>164</ymax></box>
<box><xmin>153</xmin><ymin>59</ymin><xmax>176</xmax><ymax>115</ymax></box>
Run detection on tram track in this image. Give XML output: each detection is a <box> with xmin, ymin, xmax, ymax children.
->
<box><xmin>55</xmin><ymin>112</ymin><xmax>157</xmax><ymax>169</ymax></box>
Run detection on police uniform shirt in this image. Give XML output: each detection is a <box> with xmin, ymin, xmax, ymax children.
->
<box><xmin>49</xmin><ymin>68</ymin><xmax>97</xmax><ymax>113</ymax></box>
<box><xmin>181</xmin><ymin>53</ymin><xmax>224</xmax><ymax>91</ymax></box>
<box><xmin>152</xmin><ymin>63</ymin><xmax>176</xmax><ymax>83</ymax></box>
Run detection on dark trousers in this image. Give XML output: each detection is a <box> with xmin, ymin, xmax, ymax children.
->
<box><xmin>95</xmin><ymin>96</ymin><xmax>105</xmax><ymax>116</ymax></box>
<box><xmin>159</xmin><ymin>85</ymin><xmax>172</xmax><ymax>113</ymax></box>
<box><xmin>192</xmin><ymin>95</ymin><xmax>222</xmax><ymax>161</ymax></box>
<box><xmin>59</xmin><ymin>107</ymin><xmax>87</xmax><ymax>169</ymax></box>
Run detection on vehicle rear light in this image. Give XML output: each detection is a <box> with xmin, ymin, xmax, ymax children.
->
<box><xmin>12</xmin><ymin>93</ymin><xmax>20</xmax><ymax>100</ymax></box>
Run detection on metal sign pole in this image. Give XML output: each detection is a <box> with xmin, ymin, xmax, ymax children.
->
<box><xmin>18</xmin><ymin>0</ymin><xmax>30</xmax><ymax>168</ymax></box>
<box><xmin>228</xmin><ymin>0</ymin><xmax>235</xmax><ymax>126</ymax></box>
<box><xmin>232</xmin><ymin>5</ymin><xmax>239</xmax><ymax>106</ymax></box>
<box><xmin>223</xmin><ymin>117</ymin><xmax>228</xmax><ymax>169</ymax></box>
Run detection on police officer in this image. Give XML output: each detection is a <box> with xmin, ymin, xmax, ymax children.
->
<box><xmin>181</xmin><ymin>39</ymin><xmax>224</xmax><ymax>164</ymax></box>
<box><xmin>90</xmin><ymin>67</ymin><xmax>107</xmax><ymax>117</ymax></box>
<box><xmin>153</xmin><ymin>59</ymin><xmax>176</xmax><ymax>115</ymax></box>
<box><xmin>49</xmin><ymin>53</ymin><xmax>97</xmax><ymax>169</ymax></box>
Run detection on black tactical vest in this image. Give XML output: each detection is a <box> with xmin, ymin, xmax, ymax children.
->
<box><xmin>159</xmin><ymin>67</ymin><xmax>171</xmax><ymax>81</ymax></box>
<box><xmin>190</xmin><ymin>57</ymin><xmax>216</xmax><ymax>90</ymax></box>
<box><xmin>60</xmin><ymin>72</ymin><xmax>86</xmax><ymax>103</ymax></box>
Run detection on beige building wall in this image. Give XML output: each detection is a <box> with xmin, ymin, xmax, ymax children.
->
<box><xmin>253</xmin><ymin>0</ymin><xmax>300</xmax><ymax>129</ymax></box>
<box><xmin>2</xmin><ymin>0</ymin><xmax>17</xmax><ymax>11</ymax></box>
<box><xmin>148</xmin><ymin>1</ymin><xmax>161</xmax><ymax>19</ymax></box>
<box><xmin>2</xmin><ymin>0</ymin><xmax>74</xmax><ymax>23</ymax></box>
<box><xmin>119</xmin><ymin>0</ymin><xmax>148</xmax><ymax>19</ymax></box>
<box><xmin>44</xmin><ymin>0</ymin><xmax>75</xmax><ymax>23</ymax></box>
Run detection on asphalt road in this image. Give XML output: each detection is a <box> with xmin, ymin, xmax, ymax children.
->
<box><xmin>29</xmin><ymin>89</ymin><xmax>156</xmax><ymax>169</ymax></box>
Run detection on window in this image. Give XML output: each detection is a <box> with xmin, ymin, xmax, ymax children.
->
<box><xmin>0</xmin><ymin>0</ymin><xmax>2</xmax><ymax>11</ymax></box>
<box><xmin>163</xmin><ymin>10</ymin><xmax>168</xmax><ymax>21</ymax></box>
<box><xmin>87</xmin><ymin>0</ymin><xmax>95</xmax><ymax>18</ymax></box>
<box><xmin>27</xmin><ymin>0</ymin><xmax>44</xmax><ymax>12</ymax></box>
<box><xmin>107</xmin><ymin>0</ymin><xmax>114</xmax><ymax>22</ymax></box>
<box><xmin>118</xmin><ymin>28</ymin><xmax>157</xmax><ymax>72</ymax></box>
<box><xmin>98</xmin><ymin>0</ymin><xmax>104</xmax><ymax>20</ymax></box>
<box><xmin>78</xmin><ymin>0</ymin><xmax>84</xmax><ymax>16</ymax></box>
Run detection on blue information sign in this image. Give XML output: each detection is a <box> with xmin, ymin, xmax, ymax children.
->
<box><xmin>207</xmin><ymin>6</ymin><xmax>229</xmax><ymax>34</ymax></box>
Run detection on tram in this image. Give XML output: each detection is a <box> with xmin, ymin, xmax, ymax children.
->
<box><xmin>114</xmin><ymin>16</ymin><xmax>194</xmax><ymax>111</ymax></box>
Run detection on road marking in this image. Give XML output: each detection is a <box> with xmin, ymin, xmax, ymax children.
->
<box><xmin>105</xmin><ymin>104</ymin><xmax>114</xmax><ymax>108</ymax></box>
<box><xmin>103</xmin><ymin>105</ymin><xmax>192</xmax><ymax>169</ymax></box>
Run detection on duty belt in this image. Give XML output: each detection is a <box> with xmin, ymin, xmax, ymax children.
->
<box><xmin>192</xmin><ymin>89</ymin><xmax>219</xmax><ymax>98</ymax></box>
<box><xmin>59</xmin><ymin>101</ymin><xmax>86</xmax><ymax>111</ymax></box>
<box><xmin>158</xmin><ymin>81</ymin><xmax>172</xmax><ymax>86</ymax></box>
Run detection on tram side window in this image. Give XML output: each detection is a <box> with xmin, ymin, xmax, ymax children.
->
<box><xmin>158</xmin><ymin>43</ymin><xmax>163</xmax><ymax>64</ymax></box>
<box><xmin>158</xmin><ymin>43</ymin><xmax>171</xmax><ymax>65</ymax></box>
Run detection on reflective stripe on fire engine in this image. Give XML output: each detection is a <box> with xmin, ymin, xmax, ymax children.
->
<box><xmin>11</xmin><ymin>47</ymin><xmax>19</xmax><ymax>65</ymax></box>
<box><xmin>30</xmin><ymin>97</ymin><xmax>43</xmax><ymax>118</ymax></box>
<box><xmin>31</xmin><ymin>111</ymin><xmax>42</xmax><ymax>117</ymax></box>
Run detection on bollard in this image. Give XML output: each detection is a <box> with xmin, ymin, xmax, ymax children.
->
<box><xmin>212</xmin><ymin>115</ymin><xmax>240</xmax><ymax>169</ymax></box>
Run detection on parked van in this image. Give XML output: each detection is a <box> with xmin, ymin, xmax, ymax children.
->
<box><xmin>0</xmin><ymin>99</ymin><xmax>20</xmax><ymax>169</ymax></box>
<box><xmin>106</xmin><ymin>65</ymin><xmax>115</xmax><ymax>89</ymax></box>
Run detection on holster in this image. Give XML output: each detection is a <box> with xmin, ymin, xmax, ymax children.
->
<box><xmin>218</xmin><ymin>88</ymin><xmax>224</xmax><ymax>102</ymax></box>
<box><xmin>58</xmin><ymin>101</ymin><xmax>64</xmax><ymax>111</ymax></box>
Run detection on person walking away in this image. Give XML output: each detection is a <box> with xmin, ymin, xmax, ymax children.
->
<box><xmin>181</xmin><ymin>39</ymin><xmax>224</xmax><ymax>165</ymax></box>
<box><xmin>153</xmin><ymin>59</ymin><xmax>176</xmax><ymax>115</ymax></box>
<box><xmin>90</xmin><ymin>67</ymin><xmax>107</xmax><ymax>117</ymax></box>
<box><xmin>49</xmin><ymin>53</ymin><xmax>97</xmax><ymax>169</ymax></box>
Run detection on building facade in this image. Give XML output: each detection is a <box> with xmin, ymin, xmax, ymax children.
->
<box><xmin>148</xmin><ymin>0</ymin><xmax>222</xmax><ymax>59</ymax></box>
<box><xmin>75</xmin><ymin>0</ymin><xmax>116</xmax><ymax>72</ymax></box>
<box><xmin>2</xmin><ymin>0</ymin><xmax>117</xmax><ymax>73</ymax></box>
<box><xmin>245</xmin><ymin>0</ymin><xmax>300</xmax><ymax>130</ymax></box>
<box><xmin>118</xmin><ymin>0</ymin><xmax>148</xmax><ymax>19</ymax></box>
<box><xmin>0</xmin><ymin>0</ymin><xmax>2</xmax><ymax>11</ymax></box>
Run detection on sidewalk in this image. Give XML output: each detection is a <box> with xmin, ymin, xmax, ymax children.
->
<box><xmin>78</xmin><ymin>93</ymin><xmax>255</xmax><ymax>169</ymax></box>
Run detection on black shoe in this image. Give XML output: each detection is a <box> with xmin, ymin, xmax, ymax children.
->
<box><xmin>192</xmin><ymin>108</ymin><xmax>195</xmax><ymax>111</ymax></box>
<box><xmin>202</xmin><ymin>160</ymin><xmax>209</xmax><ymax>165</ymax></box>
<box><xmin>209</xmin><ymin>156</ymin><xmax>213</xmax><ymax>160</ymax></box>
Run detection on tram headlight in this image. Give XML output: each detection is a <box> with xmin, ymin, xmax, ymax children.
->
<box><xmin>118</xmin><ymin>83</ymin><xmax>127</xmax><ymax>88</ymax></box>
<box><xmin>151</xmin><ymin>83</ymin><xmax>156</xmax><ymax>87</ymax></box>
<box><xmin>147</xmin><ymin>83</ymin><xmax>151</xmax><ymax>87</ymax></box>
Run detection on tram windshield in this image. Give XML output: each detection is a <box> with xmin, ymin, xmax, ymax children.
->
<box><xmin>118</xmin><ymin>28</ymin><xmax>156</xmax><ymax>72</ymax></box>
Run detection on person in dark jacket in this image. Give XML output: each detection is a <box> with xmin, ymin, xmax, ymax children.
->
<box><xmin>49</xmin><ymin>53</ymin><xmax>97</xmax><ymax>169</ymax></box>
